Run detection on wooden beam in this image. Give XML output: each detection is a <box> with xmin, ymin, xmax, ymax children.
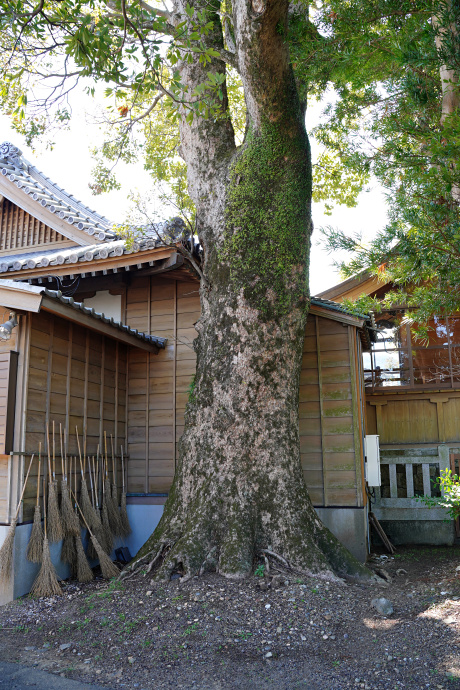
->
<box><xmin>0</xmin><ymin>284</ymin><xmax>43</xmax><ymax>312</ymax></box>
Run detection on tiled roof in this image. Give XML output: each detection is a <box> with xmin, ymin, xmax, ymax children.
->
<box><xmin>0</xmin><ymin>278</ymin><xmax>166</xmax><ymax>348</ymax></box>
<box><xmin>0</xmin><ymin>238</ymin><xmax>165</xmax><ymax>274</ymax></box>
<box><xmin>0</xmin><ymin>141</ymin><xmax>116</xmax><ymax>242</ymax></box>
<box><xmin>42</xmin><ymin>287</ymin><xmax>167</xmax><ymax>348</ymax></box>
<box><xmin>311</xmin><ymin>296</ymin><xmax>369</xmax><ymax>320</ymax></box>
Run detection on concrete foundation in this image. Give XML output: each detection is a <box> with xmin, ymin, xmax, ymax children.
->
<box><xmin>0</xmin><ymin>503</ymin><xmax>165</xmax><ymax>605</ymax></box>
<box><xmin>315</xmin><ymin>507</ymin><xmax>368</xmax><ymax>562</ymax></box>
<box><xmin>376</xmin><ymin>520</ymin><xmax>455</xmax><ymax>546</ymax></box>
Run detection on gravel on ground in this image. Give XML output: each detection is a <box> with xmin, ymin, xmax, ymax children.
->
<box><xmin>0</xmin><ymin>546</ymin><xmax>459</xmax><ymax>689</ymax></box>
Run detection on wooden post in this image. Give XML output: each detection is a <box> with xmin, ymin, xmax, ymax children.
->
<box><xmin>173</xmin><ymin>280</ymin><xmax>177</xmax><ymax>471</ymax></box>
<box><xmin>315</xmin><ymin>316</ymin><xmax>325</xmax><ymax>506</ymax></box>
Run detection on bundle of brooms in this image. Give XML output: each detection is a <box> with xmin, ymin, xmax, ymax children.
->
<box><xmin>0</xmin><ymin>455</ymin><xmax>34</xmax><ymax>586</ymax></box>
<box><xmin>24</xmin><ymin>423</ymin><xmax>129</xmax><ymax>592</ymax></box>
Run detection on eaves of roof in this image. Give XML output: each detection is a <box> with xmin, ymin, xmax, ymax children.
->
<box><xmin>310</xmin><ymin>296</ymin><xmax>369</xmax><ymax>320</ymax></box>
<box><xmin>0</xmin><ymin>278</ymin><xmax>166</xmax><ymax>352</ymax></box>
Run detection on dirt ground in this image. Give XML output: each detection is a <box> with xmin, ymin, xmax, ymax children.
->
<box><xmin>0</xmin><ymin>546</ymin><xmax>460</xmax><ymax>689</ymax></box>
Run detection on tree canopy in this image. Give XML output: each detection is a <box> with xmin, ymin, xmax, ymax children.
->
<box><xmin>307</xmin><ymin>1</ymin><xmax>460</xmax><ymax>337</ymax></box>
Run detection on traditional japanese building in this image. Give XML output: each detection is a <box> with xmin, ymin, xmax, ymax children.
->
<box><xmin>0</xmin><ymin>141</ymin><xmax>374</xmax><ymax>603</ymax></box>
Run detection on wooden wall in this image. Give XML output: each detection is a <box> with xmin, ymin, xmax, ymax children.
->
<box><xmin>125</xmin><ymin>276</ymin><xmax>199</xmax><ymax>493</ymax></box>
<box><xmin>300</xmin><ymin>314</ymin><xmax>365</xmax><ymax>507</ymax></box>
<box><xmin>125</xmin><ymin>284</ymin><xmax>366</xmax><ymax>507</ymax></box>
<box><xmin>0</xmin><ymin>198</ymin><xmax>73</xmax><ymax>256</ymax></box>
<box><xmin>20</xmin><ymin>311</ymin><xmax>127</xmax><ymax>521</ymax></box>
<box><xmin>0</xmin><ymin>332</ymin><xmax>18</xmax><ymax>522</ymax></box>
<box><xmin>366</xmin><ymin>390</ymin><xmax>460</xmax><ymax>446</ymax></box>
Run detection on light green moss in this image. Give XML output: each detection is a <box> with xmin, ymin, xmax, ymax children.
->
<box><xmin>222</xmin><ymin>121</ymin><xmax>311</xmax><ymax>316</ymax></box>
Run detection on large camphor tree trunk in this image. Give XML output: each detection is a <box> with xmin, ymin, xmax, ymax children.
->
<box><xmin>132</xmin><ymin>0</ymin><xmax>370</xmax><ymax>581</ymax></box>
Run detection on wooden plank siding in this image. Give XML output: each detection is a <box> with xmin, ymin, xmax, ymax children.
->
<box><xmin>125</xmin><ymin>276</ymin><xmax>199</xmax><ymax>493</ymax></box>
<box><xmin>20</xmin><ymin>310</ymin><xmax>127</xmax><ymax>522</ymax></box>
<box><xmin>366</xmin><ymin>389</ymin><xmax>460</xmax><ymax>446</ymax></box>
<box><xmin>300</xmin><ymin>315</ymin><xmax>364</xmax><ymax>507</ymax></box>
<box><xmin>125</xmin><ymin>283</ymin><xmax>365</xmax><ymax>508</ymax></box>
<box><xmin>0</xmin><ymin>198</ymin><xmax>74</xmax><ymax>256</ymax></box>
<box><xmin>0</xmin><ymin>331</ymin><xmax>19</xmax><ymax>522</ymax></box>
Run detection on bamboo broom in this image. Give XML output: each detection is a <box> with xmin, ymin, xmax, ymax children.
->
<box><xmin>60</xmin><ymin>455</ymin><xmax>77</xmax><ymax>574</ymax></box>
<box><xmin>104</xmin><ymin>432</ymin><xmax>123</xmax><ymax>537</ymax></box>
<box><xmin>87</xmin><ymin>455</ymin><xmax>108</xmax><ymax>559</ymax></box>
<box><xmin>26</xmin><ymin>450</ymin><xmax>44</xmax><ymax>563</ymax></box>
<box><xmin>31</xmin><ymin>476</ymin><xmax>62</xmax><ymax>597</ymax></box>
<box><xmin>119</xmin><ymin>446</ymin><xmax>131</xmax><ymax>537</ymax></box>
<box><xmin>101</xmin><ymin>454</ymin><xmax>114</xmax><ymax>554</ymax></box>
<box><xmin>60</xmin><ymin>426</ymin><xmax>80</xmax><ymax>538</ymax></box>
<box><xmin>46</xmin><ymin>423</ymin><xmax>63</xmax><ymax>543</ymax></box>
<box><xmin>76</xmin><ymin>428</ymin><xmax>96</xmax><ymax>529</ymax></box>
<box><xmin>70</xmin><ymin>453</ymin><xmax>93</xmax><ymax>583</ymax></box>
<box><xmin>70</xmin><ymin>489</ymin><xmax>118</xmax><ymax>580</ymax></box>
<box><xmin>0</xmin><ymin>455</ymin><xmax>35</xmax><ymax>585</ymax></box>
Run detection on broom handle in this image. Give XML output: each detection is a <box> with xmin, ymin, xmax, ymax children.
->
<box><xmin>83</xmin><ymin>429</ymin><xmax>87</xmax><ymax>476</ymax></box>
<box><xmin>92</xmin><ymin>456</ymin><xmax>99</xmax><ymax>509</ymax></box>
<box><xmin>43</xmin><ymin>476</ymin><xmax>47</xmax><ymax>537</ymax></box>
<box><xmin>76</xmin><ymin>427</ymin><xmax>82</xmax><ymax>470</ymax></box>
<box><xmin>59</xmin><ymin>423</ymin><xmax>64</xmax><ymax>480</ymax></box>
<box><xmin>121</xmin><ymin>446</ymin><xmax>125</xmax><ymax>494</ymax></box>
<box><xmin>88</xmin><ymin>455</ymin><xmax>96</xmax><ymax>507</ymax></box>
<box><xmin>64</xmin><ymin>429</ymin><xmax>68</xmax><ymax>482</ymax></box>
<box><xmin>36</xmin><ymin>457</ymin><xmax>41</xmax><ymax>507</ymax></box>
<box><xmin>14</xmin><ymin>454</ymin><xmax>35</xmax><ymax>521</ymax></box>
<box><xmin>110</xmin><ymin>434</ymin><xmax>115</xmax><ymax>486</ymax></box>
<box><xmin>78</xmin><ymin>446</ymin><xmax>85</xmax><ymax>479</ymax></box>
<box><xmin>46</xmin><ymin>423</ymin><xmax>51</xmax><ymax>483</ymax></box>
<box><xmin>104</xmin><ymin>432</ymin><xmax>108</xmax><ymax>478</ymax></box>
<box><xmin>52</xmin><ymin>420</ymin><xmax>55</xmax><ymax>480</ymax></box>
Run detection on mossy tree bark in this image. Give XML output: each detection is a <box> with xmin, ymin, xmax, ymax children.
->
<box><xmin>133</xmin><ymin>0</ymin><xmax>370</xmax><ymax>581</ymax></box>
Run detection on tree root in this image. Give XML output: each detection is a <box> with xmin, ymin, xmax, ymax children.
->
<box><xmin>260</xmin><ymin>549</ymin><xmax>291</xmax><ymax>570</ymax></box>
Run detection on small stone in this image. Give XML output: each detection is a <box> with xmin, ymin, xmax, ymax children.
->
<box><xmin>322</xmin><ymin>635</ymin><xmax>329</xmax><ymax>640</ymax></box>
<box><xmin>371</xmin><ymin>597</ymin><xmax>394</xmax><ymax>615</ymax></box>
<box><xmin>59</xmin><ymin>643</ymin><xmax>72</xmax><ymax>651</ymax></box>
<box><xmin>265</xmin><ymin>652</ymin><xmax>272</xmax><ymax>658</ymax></box>
<box><xmin>127</xmin><ymin>656</ymin><xmax>135</xmax><ymax>664</ymax></box>
<box><xmin>265</xmin><ymin>604</ymin><xmax>271</xmax><ymax>609</ymax></box>
<box><xmin>146</xmin><ymin>591</ymin><xmax>152</xmax><ymax>597</ymax></box>
<box><xmin>258</xmin><ymin>581</ymin><xmax>269</xmax><ymax>591</ymax></box>
<box><xmin>24</xmin><ymin>646</ymin><xmax>36</xmax><ymax>651</ymax></box>
<box><xmin>300</xmin><ymin>634</ymin><xmax>306</xmax><ymax>641</ymax></box>
<box><xmin>396</xmin><ymin>568</ymin><xmax>408</xmax><ymax>576</ymax></box>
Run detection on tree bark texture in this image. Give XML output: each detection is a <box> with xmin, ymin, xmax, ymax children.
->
<box><xmin>133</xmin><ymin>0</ymin><xmax>370</xmax><ymax>580</ymax></box>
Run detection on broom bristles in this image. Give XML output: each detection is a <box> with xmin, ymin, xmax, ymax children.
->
<box><xmin>80</xmin><ymin>479</ymin><xmax>97</xmax><ymax>529</ymax></box>
<box><xmin>60</xmin><ymin>481</ymin><xmax>80</xmax><ymax>537</ymax></box>
<box><xmin>30</xmin><ymin>537</ymin><xmax>62</xmax><ymax>597</ymax></box>
<box><xmin>47</xmin><ymin>482</ymin><xmax>63</xmax><ymax>543</ymax></box>
<box><xmin>90</xmin><ymin>535</ymin><xmax>119</xmax><ymax>579</ymax></box>
<box><xmin>101</xmin><ymin>501</ymin><xmax>113</xmax><ymax>554</ymax></box>
<box><xmin>119</xmin><ymin>493</ymin><xmax>131</xmax><ymax>537</ymax></box>
<box><xmin>0</xmin><ymin>517</ymin><xmax>17</xmax><ymax>586</ymax></box>
<box><xmin>105</xmin><ymin>479</ymin><xmax>123</xmax><ymax>537</ymax></box>
<box><xmin>26</xmin><ymin>506</ymin><xmax>44</xmax><ymax>563</ymax></box>
<box><xmin>61</xmin><ymin>533</ymin><xmax>77</xmax><ymax>573</ymax></box>
<box><xmin>75</xmin><ymin>535</ymin><xmax>94</xmax><ymax>583</ymax></box>
<box><xmin>87</xmin><ymin>511</ymin><xmax>108</xmax><ymax>559</ymax></box>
